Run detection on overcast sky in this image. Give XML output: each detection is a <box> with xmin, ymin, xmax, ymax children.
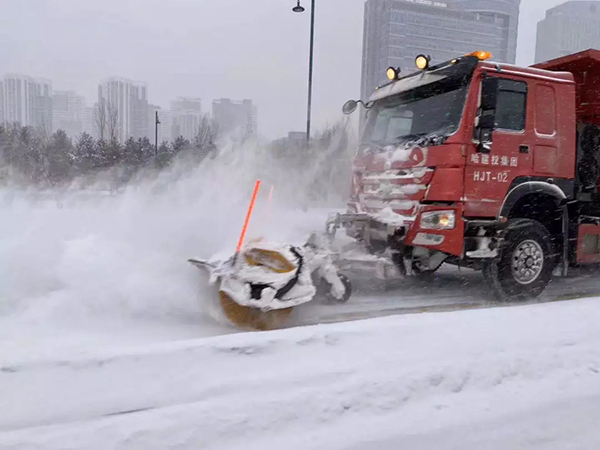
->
<box><xmin>0</xmin><ymin>0</ymin><xmax>577</xmax><ymax>139</ymax></box>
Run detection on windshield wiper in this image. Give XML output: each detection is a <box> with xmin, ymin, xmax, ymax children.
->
<box><xmin>395</xmin><ymin>125</ymin><xmax>455</xmax><ymax>145</ymax></box>
<box><xmin>394</xmin><ymin>133</ymin><xmax>429</xmax><ymax>142</ymax></box>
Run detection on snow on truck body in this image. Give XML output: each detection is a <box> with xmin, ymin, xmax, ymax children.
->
<box><xmin>338</xmin><ymin>49</ymin><xmax>600</xmax><ymax>300</ymax></box>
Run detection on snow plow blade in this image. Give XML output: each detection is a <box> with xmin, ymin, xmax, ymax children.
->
<box><xmin>217</xmin><ymin>290</ymin><xmax>294</xmax><ymax>331</ymax></box>
<box><xmin>188</xmin><ymin>240</ymin><xmax>352</xmax><ymax>331</ymax></box>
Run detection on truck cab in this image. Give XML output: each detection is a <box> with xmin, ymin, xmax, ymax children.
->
<box><xmin>337</xmin><ymin>49</ymin><xmax>600</xmax><ymax>300</ymax></box>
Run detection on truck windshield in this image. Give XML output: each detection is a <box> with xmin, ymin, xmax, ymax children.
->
<box><xmin>363</xmin><ymin>81</ymin><xmax>469</xmax><ymax>146</ymax></box>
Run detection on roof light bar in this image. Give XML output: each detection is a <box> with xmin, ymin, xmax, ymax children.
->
<box><xmin>467</xmin><ymin>50</ymin><xmax>492</xmax><ymax>60</ymax></box>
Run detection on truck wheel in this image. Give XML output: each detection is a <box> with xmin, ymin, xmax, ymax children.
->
<box><xmin>315</xmin><ymin>273</ymin><xmax>353</xmax><ymax>304</ymax></box>
<box><xmin>411</xmin><ymin>262</ymin><xmax>440</xmax><ymax>281</ymax></box>
<box><xmin>483</xmin><ymin>219</ymin><xmax>554</xmax><ymax>301</ymax></box>
<box><xmin>326</xmin><ymin>274</ymin><xmax>352</xmax><ymax>304</ymax></box>
<box><xmin>391</xmin><ymin>253</ymin><xmax>438</xmax><ymax>281</ymax></box>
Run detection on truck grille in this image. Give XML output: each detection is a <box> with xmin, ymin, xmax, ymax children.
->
<box><xmin>356</xmin><ymin>168</ymin><xmax>434</xmax><ymax>216</ymax></box>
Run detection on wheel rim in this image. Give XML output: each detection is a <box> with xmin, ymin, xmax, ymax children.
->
<box><xmin>511</xmin><ymin>239</ymin><xmax>544</xmax><ymax>285</ymax></box>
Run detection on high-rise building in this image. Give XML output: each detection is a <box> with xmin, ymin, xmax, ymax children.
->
<box><xmin>159</xmin><ymin>109</ymin><xmax>173</xmax><ymax>144</ymax></box>
<box><xmin>0</xmin><ymin>82</ymin><xmax>4</xmax><ymax>125</ymax></box>
<box><xmin>33</xmin><ymin>79</ymin><xmax>52</xmax><ymax>133</ymax></box>
<box><xmin>131</xmin><ymin>83</ymin><xmax>148</xmax><ymax>140</ymax></box>
<box><xmin>97</xmin><ymin>77</ymin><xmax>148</xmax><ymax>142</ymax></box>
<box><xmin>171</xmin><ymin>97</ymin><xmax>202</xmax><ymax>142</ymax></box>
<box><xmin>535</xmin><ymin>1</ymin><xmax>600</xmax><ymax>64</ymax></box>
<box><xmin>1</xmin><ymin>74</ymin><xmax>35</xmax><ymax>127</ymax></box>
<box><xmin>361</xmin><ymin>0</ymin><xmax>521</xmax><ymax>101</ymax></box>
<box><xmin>82</xmin><ymin>106</ymin><xmax>95</xmax><ymax>137</ymax></box>
<box><xmin>52</xmin><ymin>90</ymin><xmax>85</xmax><ymax>137</ymax></box>
<box><xmin>0</xmin><ymin>74</ymin><xmax>53</xmax><ymax>130</ymax></box>
<box><xmin>212</xmin><ymin>98</ymin><xmax>257</xmax><ymax>140</ymax></box>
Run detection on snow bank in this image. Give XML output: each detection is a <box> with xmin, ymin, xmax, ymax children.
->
<box><xmin>1</xmin><ymin>298</ymin><xmax>599</xmax><ymax>449</ymax></box>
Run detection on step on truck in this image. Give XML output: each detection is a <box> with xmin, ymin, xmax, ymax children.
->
<box><xmin>335</xmin><ymin>49</ymin><xmax>600</xmax><ymax>300</ymax></box>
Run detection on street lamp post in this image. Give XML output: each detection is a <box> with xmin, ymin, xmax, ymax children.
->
<box><xmin>293</xmin><ymin>0</ymin><xmax>316</xmax><ymax>148</ymax></box>
<box><xmin>155</xmin><ymin>110</ymin><xmax>160</xmax><ymax>160</ymax></box>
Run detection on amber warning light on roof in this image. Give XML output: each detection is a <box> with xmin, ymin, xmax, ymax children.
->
<box><xmin>387</xmin><ymin>67</ymin><xmax>401</xmax><ymax>81</ymax></box>
<box><xmin>467</xmin><ymin>50</ymin><xmax>492</xmax><ymax>60</ymax></box>
<box><xmin>415</xmin><ymin>54</ymin><xmax>431</xmax><ymax>70</ymax></box>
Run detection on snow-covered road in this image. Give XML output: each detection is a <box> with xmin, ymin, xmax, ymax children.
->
<box><xmin>293</xmin><ymin>264</ymin><xmax>600</xmax><ymax>326</ymax></box>
<box><xmin>3</xmin><ymin>151</ymin><xmax>600</xmax><ymax>448</ymax></box>
<box><xmin>1</xmin><ymin>297</ymin><xmax>600</xmax><ymax>449</ymax></box>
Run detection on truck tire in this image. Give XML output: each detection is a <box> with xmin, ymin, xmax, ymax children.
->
<box><xmin>411</xmin><ymin>263</ymin><xmax>438</xmax><ymax>281</ymax></box>
<box><xmin>314</xmin><ymin>273</ymin><xmax>353</xmax><ymax>304</ymax></box>
<box><xmin>326</xmin><ymin>274</ymin><xmax>352</xmax><ymax>304</ymax></box>
<box><xmin>391</xmin><ymin>253</ymin><xmax>439</xmax><ymax>281</ymax></box>
<box><xmin>483</xmin><ymin>219</ymin><xmax>554</xmax><ymax>301</ymax></box>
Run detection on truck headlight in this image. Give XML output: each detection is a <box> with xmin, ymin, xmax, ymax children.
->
<box><xmin>420</xmin><ymin>210</ymin><xmax>456</xmax><ymax>230</ymax></box>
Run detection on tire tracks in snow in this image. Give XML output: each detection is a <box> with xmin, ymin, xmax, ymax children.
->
<box><xmin>291</xmin><ymin>267</ymin><xmax>600</xmax><ymax>326</ymax></box>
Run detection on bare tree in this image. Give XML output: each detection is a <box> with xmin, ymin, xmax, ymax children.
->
<box><xmin>107</xmin><ymin>102</ymin><xmax>120</xmax><ymax>142</ymax></box>
<box><xmin>194</xmin><ymin>114</ymin><xmax>219</xmax><ymax>152</ymax></box>
<box><xmin>94</xmin><ymin>99</ymin><xmax>120</xmax><ymax>142</ymax></box>
<box><xmin>211</xmin><ymin>119</ymin><xmax>220</xmax><ymax>144</ymax></box>
<box><xmin>94</xmin><ymin>99</ymin><xmax>107</xmax><ymax>141</ymax></box>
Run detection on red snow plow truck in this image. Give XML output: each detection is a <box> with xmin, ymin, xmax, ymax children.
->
<box><xmin>333</xmin><ymin>49</ymin><xmax>600</xmax><ymax>301</ymax></box>
<box><xmin>191</xmin><ymin>49</ymin><xmax>600</xmax><ymax>331</ymax></box>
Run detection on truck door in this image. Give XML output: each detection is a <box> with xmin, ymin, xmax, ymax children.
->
<box><xmin>465</xmin><ymin>76</ymin><xmax>533</xmax><ymax>217</ymax></box>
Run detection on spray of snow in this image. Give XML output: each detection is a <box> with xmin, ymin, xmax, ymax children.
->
<box><xmin>0</xmin><ymin>133</ymin><xmax>352</xmax><ymax>354</ymax></box>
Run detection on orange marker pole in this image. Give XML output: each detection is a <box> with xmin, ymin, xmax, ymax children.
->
<box><xmin>236</xmin><ymin>180</ymin><xmax>262</xmax><ymax>253</ymax></box>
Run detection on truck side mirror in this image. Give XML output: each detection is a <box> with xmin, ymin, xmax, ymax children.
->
<box><xmin>342</xmin><ymin>100</ymin><xmax>358</xmax><ymax>115</ymax></box>
<box><xmin>475</xmin><ymin>76</ymin><xmax>498</xmax><ymax>153</ymax></box>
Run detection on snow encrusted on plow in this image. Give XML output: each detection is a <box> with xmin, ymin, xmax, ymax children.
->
<box><xmin>188</xmin><ymin>238</ymin><xmax>354</xmax><ymax>330</ymax></box>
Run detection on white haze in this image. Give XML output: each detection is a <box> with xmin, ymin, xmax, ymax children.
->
<box><xmin>0</xmin><ymin>0</ymin><xmax>568</xmax><ymax>139</ymax></box>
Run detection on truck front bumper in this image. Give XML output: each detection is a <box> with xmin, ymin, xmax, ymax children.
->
<box><xmin>326</xmin><ymin>212</ymin><xmax>411</xmax><ymax>246</ymax></box>
<box><xmin>328</xmin><ymin>204</ymin><xmax>466</xmax><ymax>258</ymax></box>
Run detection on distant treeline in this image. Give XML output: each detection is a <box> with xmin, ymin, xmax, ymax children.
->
<box><xmin>0</xmin><ymin>119</ymin><xmax>354</xmax><ymax>204</ymax></box>
<box><xmin>0</xmin><ymin>119</ymin><xmax>219</xmax><ymax>187</ymax></box>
